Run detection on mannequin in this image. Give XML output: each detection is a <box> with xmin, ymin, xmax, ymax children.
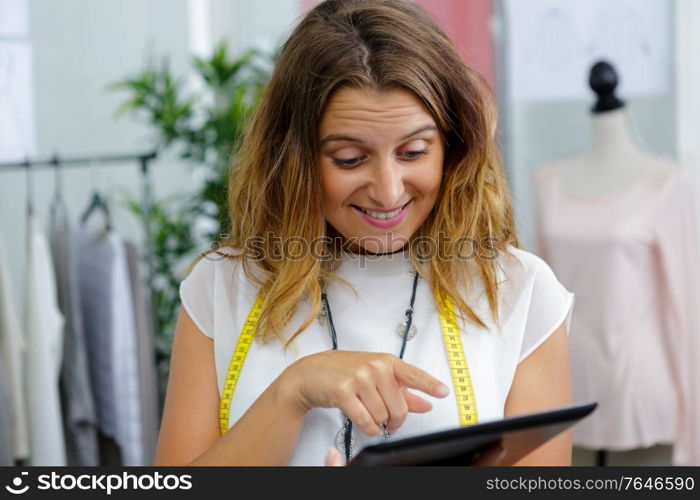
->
<box><xmin>533</xmin><ymin>60</ymin><xmax>683</xmax><ymax>467</ymax></box>
<box><xmin>556</xmin><ymin>61</ymin><xmax>674</xmax><ymax>200</ymax></box>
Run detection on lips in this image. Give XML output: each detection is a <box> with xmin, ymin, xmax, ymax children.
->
<box><xmin>350</xmin><ymin>199</ymin><xmax>413</xmax><ymax>228</ymax></box>
<box><xmin>351</xmin><ymin>199</ymin><xmax>412</xmax><ymax>216</ymax></box>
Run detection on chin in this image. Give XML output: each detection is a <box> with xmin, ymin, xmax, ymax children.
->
<box><xmin>364</xmin><ymin>241</ymin><xmax>401</xmax><ymax>254</ymax></box>
<box><xmin>326</xmin><ymin>215</ymin><xmax>419</xmax><ymax>254</ymax></box>
<box><xmin>351</xmin><ymin>229</ymin><xmax>412</xmax><ymax>254</ymax></box>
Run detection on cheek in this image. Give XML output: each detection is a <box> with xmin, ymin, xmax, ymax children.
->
<box><xmin>413</xmin><ymin>159</ymin><xmax>443</xmax><ymax>198</ymax></box>
<box><xmin>320</xmin><ymin>165</ymin><xmax>350</xmax><ymax>208</ymax></box>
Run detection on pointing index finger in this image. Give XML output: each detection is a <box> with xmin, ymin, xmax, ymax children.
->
<box><xmin>393</xmin><ymin>359</ymin><xmax>450</xmax><ymax>398</ymax></box>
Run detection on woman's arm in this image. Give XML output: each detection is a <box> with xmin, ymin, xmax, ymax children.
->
<box><xmin>153</xmin><ymin>307</ymin><xmax>308</xmax><ymax>466</ymax></box>
<box><xmin>504</xmin><ymin>320</ymin><xmax>573</xmax><ymax>465</ymax></box>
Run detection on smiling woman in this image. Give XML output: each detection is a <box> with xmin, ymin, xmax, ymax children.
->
<box><xmin>154</xmin><ymin>0</ymin><xmax>575</xmax><ymax>467</ymax></box>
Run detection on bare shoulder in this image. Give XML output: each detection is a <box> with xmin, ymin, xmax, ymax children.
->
<box><xmin>153</xmin><ymin>305</ymin><xmax>220</xmax><ymax>465</ymax></box>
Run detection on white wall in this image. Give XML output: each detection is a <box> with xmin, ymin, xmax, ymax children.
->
<box><xmin>208</xmin><ymin>0</ymin><xmax>299</xmax><ymax>58</ymax></box>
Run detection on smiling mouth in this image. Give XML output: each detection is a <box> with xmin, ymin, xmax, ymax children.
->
<box><xmin>350</xmin><ymin>199</ymin><xmax>412</xmax><ymax>220</ymax></box>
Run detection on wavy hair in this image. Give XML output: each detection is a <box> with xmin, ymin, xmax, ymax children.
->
<box><xmin>188</xmin><ymin>0</ymin><xmax>520</xmax><ymax>348</ymax></box>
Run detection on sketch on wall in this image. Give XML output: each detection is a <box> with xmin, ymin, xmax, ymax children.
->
<box><xmin>0</xmin><ymin>0</ymin><xmax>35</xmax><ymax>161</ymax></box>
<box><xmin>0</xmin><ymin>43</ymin><xmax>34</xmax><ymax>162</ymax></box>
<box><xmin>504</xmin><ymin>0</ymin><xmax>670</xmax><ymax>101</ymax></box>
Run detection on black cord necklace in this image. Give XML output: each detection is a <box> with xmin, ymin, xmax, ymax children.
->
<box><xmin>319</xmin><ymin>265</ymin><xmax>421</xmax><ymax>464</ymax></box>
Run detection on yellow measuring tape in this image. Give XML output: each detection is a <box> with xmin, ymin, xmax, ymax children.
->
<box><xmin>435</xmin><ymin>290</ymin><xmax>479</xmax><ymax>426</ymax></box>
<box><xmin>219</xmin><ymin>289</ymin><xmax>479</xmax><ymax>436</ymax></box>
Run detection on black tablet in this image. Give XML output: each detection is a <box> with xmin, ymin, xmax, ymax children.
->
<box><xmin>347</xmin><ymin>400</ymin><xmax>597</xmax><ymax>466</ymax></box>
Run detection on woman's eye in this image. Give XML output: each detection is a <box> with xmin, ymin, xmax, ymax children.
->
<box><xmin>333</xmin><ymin>156</ymin><xmax>363</xmax><ymax>167</ymax></box>
<box><xmin>402</xmin><ymin>150</ymin><xmax>428</xmax><ymax>159</ymax></box>
<box><xmin>331</xmin><ymin>150</ymin><xmax>428</xmax><ymax>168</ymax></box>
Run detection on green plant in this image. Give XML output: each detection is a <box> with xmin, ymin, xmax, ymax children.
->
<box><xmin>109</xmin><ymin>42</ymin><xmax>276</xmax><ymax>401</ymax></box>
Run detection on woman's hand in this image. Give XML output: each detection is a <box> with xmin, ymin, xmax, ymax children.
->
<box><xmin>282</xmin><ymin>350</ymin><xmax>450</xmax><ymax>437</ymax></box>
<box><xmin>324</xmin><ymin>446</ymin><xmax>344</xmax><ymax>466</ymax></box>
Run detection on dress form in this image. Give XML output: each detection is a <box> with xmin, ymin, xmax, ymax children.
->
<box><xmin>535</xmin><ymin>61</ymin><xmax>678</xmax><ymax>467</ymax></box>
<box><xmin>557</xmin><ymin>61</ymin><xmax>673</xmax><ymax>200</ymax></box>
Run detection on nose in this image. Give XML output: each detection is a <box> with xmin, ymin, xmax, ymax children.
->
<box><xmin>367</xmin><ymin>156</ymin><xmax>406</xmax><ymax>209</ymax></box>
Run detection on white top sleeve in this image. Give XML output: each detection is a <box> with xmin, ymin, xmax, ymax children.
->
<box><xmin>518</xmin><ymin>255</ymin><xmax>575</xmax><ymax>363</ymax></box>
<box><xmin>179</xmin><ymin>256</ymin><xmax>216</xmax><ymax>339</ymax></box>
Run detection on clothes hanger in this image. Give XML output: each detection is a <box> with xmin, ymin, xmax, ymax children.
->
<box><xmin>51</xmin><ymin>152</ymin><xmax>63</xmax><ymax>205</ymax></box>
<box><xmin>24</xmin><ymin>155</ymin><xmax>33</xmax><ymax>217</ymax></box>
<box><xmin>80</xmin><ymin>157</ymin><xmax>113</xmax><ymax>232</ymax></box>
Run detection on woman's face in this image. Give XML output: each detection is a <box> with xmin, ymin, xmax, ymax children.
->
<box><xmin>318</xmin><ymin>87</ymin><xmax>444</xmax><ymax>254</ymax></box>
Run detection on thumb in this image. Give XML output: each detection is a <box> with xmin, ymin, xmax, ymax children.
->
<box><xmin>403</xmin><ymin>388</ymin><xmax>434</xmax><ymax>413</ymax></box>
<box><xmin>324</xmin><ymin>446</ymin><xmax>344</xmax><ymax>466</ymax></box>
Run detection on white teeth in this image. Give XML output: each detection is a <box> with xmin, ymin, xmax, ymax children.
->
<box><xmin>359</xmin><ymin>205</ymin><xmax>403</xmax><ymax>220</ymax></box>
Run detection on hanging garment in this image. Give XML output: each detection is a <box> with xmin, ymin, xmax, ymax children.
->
<box><xmin>49</xmin><ymin>198</ymin><xmax>100</xmax><ymax>466</ymax></box>
<box><xmin>124</xmin><ymin>240</ymin><xmax>160</xmax><ymax>466</ymax></box>
<box><xmin>532</xmin><ymin>160</ymin><xmax>700</xmax><ymax>466</ymax></box>
<box><xmin>0</xmin><ymin>231</ymin><xmax>30</xmax><ymax>462</ymax></box>
<box><xmin>108</xmin><ymin>233</ymin><xmax>143</xmax><ymax>466</ymax></box>
<box><xmin>0</xmin><ymin>348</ymin><xmax>14</xmax><ymax>465</ymax></box>
<box><xmin>24</xmin><ymin>212</ymin><xmax>67</xmax><ymax>465</ymax></box>
<box><xmin>178</xmin><ymin>244</ymin><xmax>575</xmax><ymax>466</ymax></box>
<box><xmin>76</xmin><ymin>225</ymin><xmax>119</xmax><ymax>461</ymax></box>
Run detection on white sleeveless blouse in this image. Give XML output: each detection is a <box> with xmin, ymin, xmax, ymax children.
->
<box><xmin>178</xmin><ymin>245</ymin><xmax>574</xmax><ymax>465</ymax></box>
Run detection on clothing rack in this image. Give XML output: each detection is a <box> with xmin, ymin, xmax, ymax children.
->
<box><xmin>0</xmin><ymin>150</ymin><xmax>159</xmax><ymax>336</ymax></box>
<box><xmin>0</xmin><ymin>151</ymin><xmax>156</xmax><ymax>170</ymax></box>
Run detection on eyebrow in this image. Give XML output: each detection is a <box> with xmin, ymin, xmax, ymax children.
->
<box><xmin>319</xmin><ymin>124</ymin><xmax>437</xmax><ymax>146</ymax></box>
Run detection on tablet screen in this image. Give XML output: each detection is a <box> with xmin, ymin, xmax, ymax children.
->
<box><xmin>348</xmin><ymin>400</ymin><xmax>597</xmax><ymax>466</ymax></box>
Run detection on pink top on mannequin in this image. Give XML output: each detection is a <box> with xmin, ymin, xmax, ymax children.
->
<box><xmin>533</xmin><ymin>107</ymin><xmax>700</xmax><ymax>466</ymax></box>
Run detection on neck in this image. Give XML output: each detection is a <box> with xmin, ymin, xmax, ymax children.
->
<box><xmin>588</xmin><ymin>107</ymin><xmax>645</xmax><ymax>163</ymax></box>
<box><xmin>324</xmin><ymin>224</ymin><xmax>410</xmax><ymax>256</ymax></box>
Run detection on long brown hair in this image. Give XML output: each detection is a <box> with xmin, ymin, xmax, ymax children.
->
<box><xmin>189</xmin><ymin>0</ymin><xmax>519</xmax><ymax>348</ymax></box>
